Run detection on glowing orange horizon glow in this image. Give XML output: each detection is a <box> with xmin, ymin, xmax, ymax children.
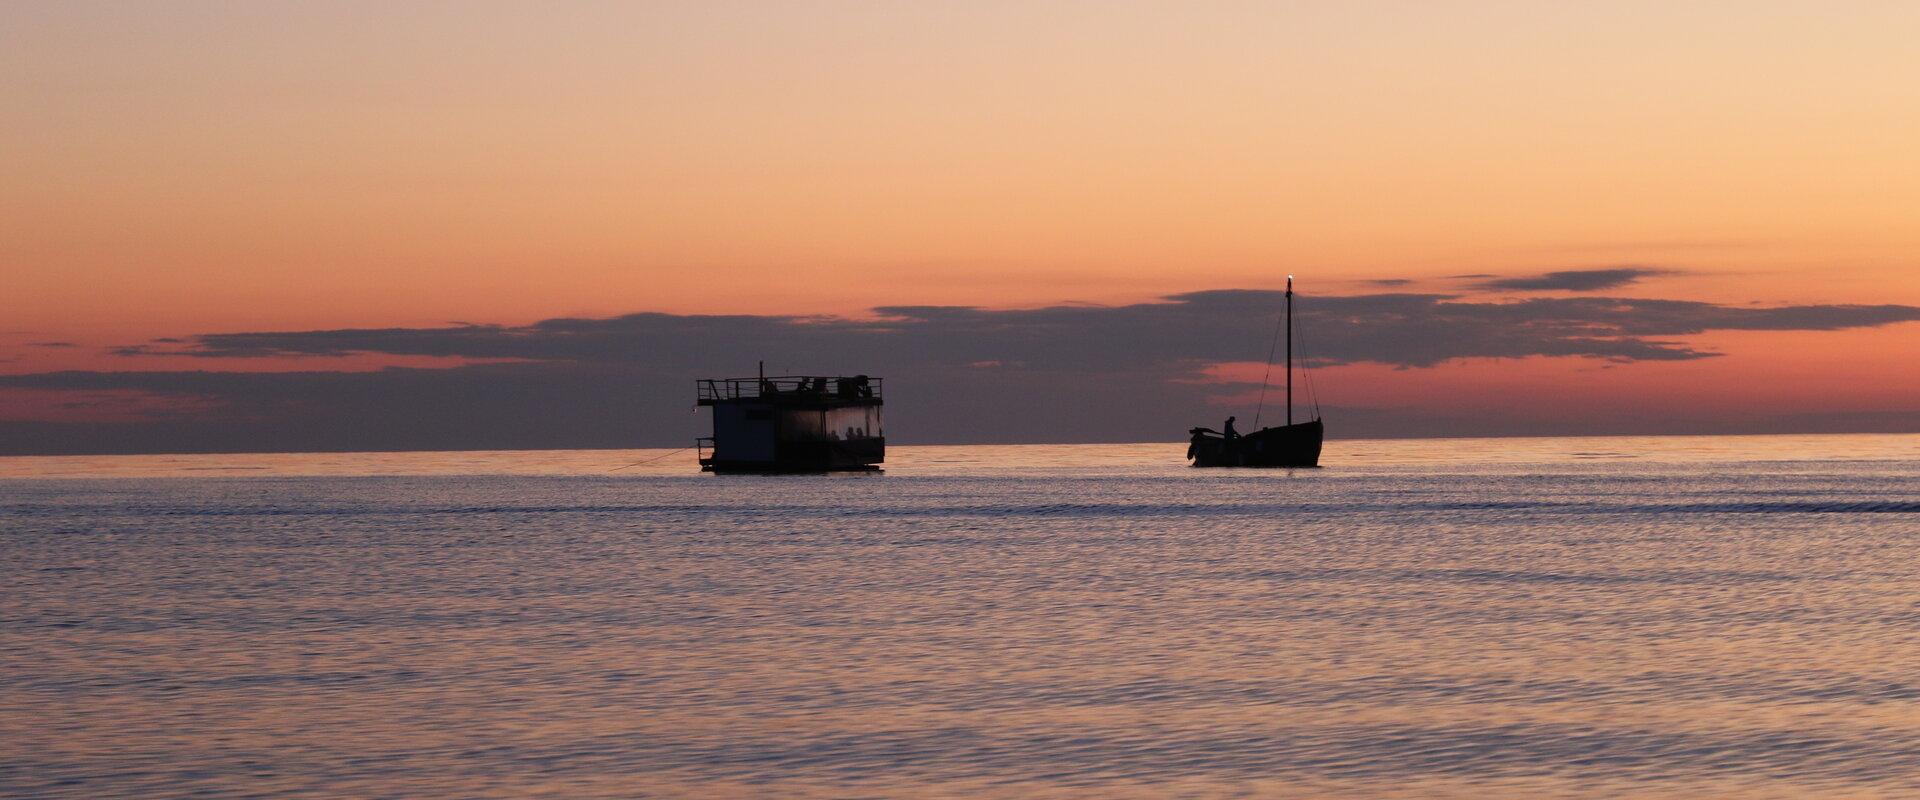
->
<box><xmin>1201</xmin><ymin>324</ymin><xmax>1919</xmax><ymax>420</ymax></box>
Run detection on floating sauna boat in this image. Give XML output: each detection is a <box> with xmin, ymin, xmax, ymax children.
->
<box><xmin>696</xmin><ymin>366</ymin><xmax>884</xmax><ymax>473</ymax></box>
<box><xmin>1187</xmin><ymin>276</ymin><xmax>1324</xmax><ymax>467</ymax></box>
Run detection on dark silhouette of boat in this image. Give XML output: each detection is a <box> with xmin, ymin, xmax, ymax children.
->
<box><xmin>696</xmin><ymin>364</ymin><xmax>884</xmax><ymax>473</ymax></box>
<box><xmin>1187</xmin><ymin>276</ymin><xmax>1324</xmax><ymax>467</ymax></box>
<box><xmin>1187</xmin><ymin>419</ymin><xmax>1323</xmax><ymax>467</ymax></box>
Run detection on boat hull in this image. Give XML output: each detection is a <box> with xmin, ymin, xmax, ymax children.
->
<box><xmin>1187</xmin><ymin>420</ymin><xmax>1323</xmax><ymax>467</ymax></box>
<box><xmin>701</xmin><ymin>437</ymin><xmax>885</xmax><ymax>474</ymax></box>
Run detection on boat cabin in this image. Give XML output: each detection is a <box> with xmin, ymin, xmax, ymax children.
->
<box><xmin>696</xmin><ymin>372</ymin><xmax>884</xmax><ymax>473</ymax></box>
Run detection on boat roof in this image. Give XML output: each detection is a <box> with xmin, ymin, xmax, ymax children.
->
<box><xmin>697</xmin><ymin>375</ymin><xmax>882</xmax><ymax>405</ymax></box>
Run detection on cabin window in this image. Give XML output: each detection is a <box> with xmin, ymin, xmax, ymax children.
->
<box><xmin>775</xmin><ymin>406</ymin><xmax>884</xmax><ymax>441</ymax></box>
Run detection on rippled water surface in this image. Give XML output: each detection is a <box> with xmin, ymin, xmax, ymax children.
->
<box><xmin>4</xmin><ymin>435</ymin><xmax>1919</xmax><ymax>798</ymax></box>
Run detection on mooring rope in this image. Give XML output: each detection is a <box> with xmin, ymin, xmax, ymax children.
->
<box><xmin>611</xmin><ymin>446</ymin><xmax>695</xmax><ymax>471</ymax></box>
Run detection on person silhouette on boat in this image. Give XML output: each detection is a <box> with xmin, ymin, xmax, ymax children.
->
<box><xmin>1222</xmin><ymin>416</ymin><xmax>1240</xmax><ymax>442</ymax></box>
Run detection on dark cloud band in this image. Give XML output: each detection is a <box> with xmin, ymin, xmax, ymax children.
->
<box><xmin>1475</xmin><ymin>267</ymin><xmax>1675</xmax><ymax>292</ymax></box>
<box><xmin>4</xmin><ymin>288</ymin><xmax>1917</xmax><ymax>454</ymax></box>
<box><xmin>114</xmin><ymin>290</ymin><xmax>1920</xmax><ymax>369</ymax></box>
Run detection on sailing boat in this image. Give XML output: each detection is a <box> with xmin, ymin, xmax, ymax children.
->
<box><xmin>1186</xmin><ymin>275</ymin><xmax>1324</xmax><ymax>467</ymax></box>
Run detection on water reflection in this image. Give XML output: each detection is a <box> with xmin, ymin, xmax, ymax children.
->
<box><xmin>2</xmin><ymin>432</ymin><xmax>1917</xmax><ymax>479</ymax></box>
<box><xmin>2</xmin><ymin>436</ymin><xmax>1917</xmax><ymax>797</ymax></box>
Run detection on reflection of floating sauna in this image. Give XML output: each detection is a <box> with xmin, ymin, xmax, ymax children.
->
<box><xmin>696</xmin><ymin>365</ymin><xmax>884</xmax><ymax>473</ymax></box>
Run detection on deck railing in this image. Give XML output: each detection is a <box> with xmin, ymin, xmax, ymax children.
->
<box><xmin>696</xmin><ymin>375</ymin><xmax>882</xmax><ymax>402</ymax></box>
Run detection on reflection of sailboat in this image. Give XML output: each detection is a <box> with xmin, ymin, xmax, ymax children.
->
<box><xmin>1186</xmin><ymin>276</ymin><xmax>1324</xmax><ymax>467</ymax></box>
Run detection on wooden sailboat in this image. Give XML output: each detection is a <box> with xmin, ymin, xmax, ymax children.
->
<box><xmin>1186</xmin><ymin>276</ymin><xmax>1324</xmax><ymax>467</ymax></box>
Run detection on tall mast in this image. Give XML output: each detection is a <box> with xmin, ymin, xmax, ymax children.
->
<box><xmin>1285</xmin><ymin>275</ymin><xmax>1293</xmax><ymax>427</ymax></box>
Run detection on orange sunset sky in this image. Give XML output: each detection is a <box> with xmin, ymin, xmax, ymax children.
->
<box><xmin>3</xmin><ymin>2</ymin><xmax>1918</xmax><ymax>450</ymax></box>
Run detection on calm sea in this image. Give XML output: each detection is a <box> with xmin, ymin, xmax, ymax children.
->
<box><xmin>4</xmin><ymin>434</ymin><xmax>1919</xmax><ymax>798</ymax></box>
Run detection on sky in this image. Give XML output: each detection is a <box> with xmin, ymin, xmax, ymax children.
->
<box><xmin>3</xmin><ymin>1</ymin><xmax>1918</xmax><ymax>454</ymax></box>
